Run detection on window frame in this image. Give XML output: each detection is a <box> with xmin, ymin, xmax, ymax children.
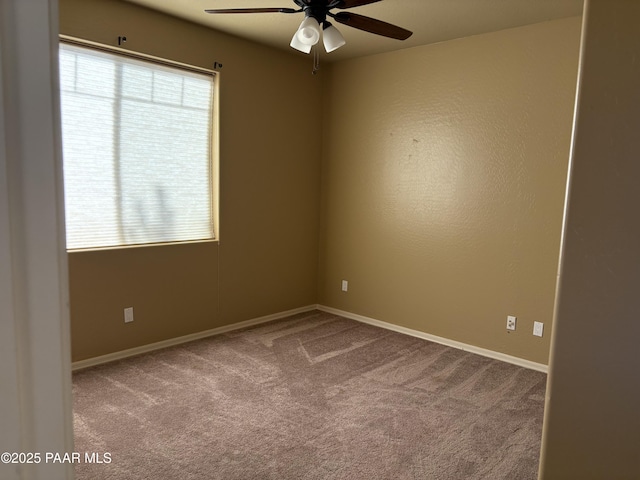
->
<box><xmin>58</xmin><ymin>36</ymin><xmax>219</xmax><ymax>251</ymax></box>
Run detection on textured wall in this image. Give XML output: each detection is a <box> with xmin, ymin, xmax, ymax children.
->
<box><xmin>540</xmin><ymin>1</ymin><xmax>640</xmax><ymax>478</ymax></box>
<box><xmin>61</xmin><ymin>0</ymin><xmax>323</xmax><ymax>361</ymax></box>
<box><xmin>319</xmin><ymin>17</ymin><xmax>582</xmax><ymax>365</ymax></box>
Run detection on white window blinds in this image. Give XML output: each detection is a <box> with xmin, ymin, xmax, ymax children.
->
<box><xmin>59</xmin><ymin>43</ymin><xmax>214</xmax><ymax>250</ymax></box>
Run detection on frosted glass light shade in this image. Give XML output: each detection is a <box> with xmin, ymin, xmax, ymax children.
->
<box><xmin>290</xmin><ymin>31</ymin><xmax>312</xmax><ymax>53</ymax></box>
<box><xmin>322</xmin><ymin>23</ymin><xmax>346</xmax><ymax>53</ymax></box>
<box><xmin>295</xmin><ymin>17</ymin><xmax>321</xmax><ymax>46</ymax></box>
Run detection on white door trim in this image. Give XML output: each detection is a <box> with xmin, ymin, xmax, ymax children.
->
<box><xmin>0</xmin><ymin>1</ymin><xmax>74</xmax><ymax>478</ymax></box>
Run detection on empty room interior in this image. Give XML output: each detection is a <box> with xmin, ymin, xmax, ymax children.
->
<box><xmin>3</xmin><ymin>0</ymin><xmax>640</xmax><ymax>479</ymax></box>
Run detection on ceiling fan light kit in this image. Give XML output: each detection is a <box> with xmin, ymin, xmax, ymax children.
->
<box><xmin>290</xmin><ymin>16</ymin><xmax>344</xmax><ymax>54</ymax></box>
<box><xmin>205</xmin><ymin>0</ymin><xmax>412</xmax><ymax>55</ymax></box>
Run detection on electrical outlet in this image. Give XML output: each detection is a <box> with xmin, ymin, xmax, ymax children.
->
<box><xmin>506</xmin><ymin>315</ymin><xmax>517</xmax><ymax>331</ymax></box>
<box><xmin>341</xmin><ymin>280</ymin><xmax>348</xmax><ymax>292</ymax></box>
<box><xmin>533</xmin><ymin>321</ymin><xmax>544</xmax><ymax>337</ymax></box>
<box><xmin>124</xmin><ymin>307</ymin><xmax>134</xmax><ymax>323</ymax></box>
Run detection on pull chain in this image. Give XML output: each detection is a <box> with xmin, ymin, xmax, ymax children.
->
<box><xmin>312</xmin><ymin>46</ymin><xmax>320</xmax><ymax>75</ymax></box>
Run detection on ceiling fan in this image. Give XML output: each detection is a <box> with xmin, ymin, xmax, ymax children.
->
<box><xmin>205</xmin><ymin>0</ymin><xmax>413</xmax><ymax>54</ymax></box>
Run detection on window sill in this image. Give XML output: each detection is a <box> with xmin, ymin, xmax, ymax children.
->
<box><xmin>66</xmin><ymin>238</ymin><xmax>218</xmax><ymax>253</ymax></box>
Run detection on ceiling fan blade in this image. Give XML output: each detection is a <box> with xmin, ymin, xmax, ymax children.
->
<box><xmin>205</xmin><ymin>7</ymin><xmax>299</xmax><ymax>14</ymax></box>
<box><xmin>334</xmin><ymin>0</ymin><xmax>383</xmax><ymax>9</ymax></box>
<box><xmin>333</xmin><ymin>12</ymin><xmax>412</xmax><ymax>40</ymax></box>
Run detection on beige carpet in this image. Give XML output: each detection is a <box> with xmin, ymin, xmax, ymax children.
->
<box><xmin>73</xmin><ymin>310</ymin><xmax>546</xmax><ymax>479</ymax></box>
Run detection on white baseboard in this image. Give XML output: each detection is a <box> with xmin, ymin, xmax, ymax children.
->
<box><xmin>73</xmin><ymin>304</ymin><xmax>548</xmax><ymax>374</ymax></box>
<box><xmin>317</xmin><ymin>305</ymin><xmax>548</xmax><ymax>373</ymax></box>
<box><xmin>71</xmin><ymin>305</ymin><xmax>318</xmax><ymax>371</ymax></box>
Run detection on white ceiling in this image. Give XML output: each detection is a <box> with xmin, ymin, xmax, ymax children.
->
<box><xmin>124</xmin><ymin>0</ymin><xmax>583</xmax><ymax>62</ymax></box>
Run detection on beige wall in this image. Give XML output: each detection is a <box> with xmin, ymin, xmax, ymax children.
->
<box><xmin>63</xmin><ymin>0</ymin><xmax>583</xmax><ymax>368</ymax></box>
<box><xmin>540</xmin><ymin>1</ymin><xmax>640</xmax><ymax>478</ymax></box>
<box><xmin>61</xmin><ymin>0</ymin><xmax>323</xmax><ymax>361</ymax></box>
<box><xmin>319</xmin><ymin>17</ymin><xmax>582</xmax><ymax>365</ymax></box>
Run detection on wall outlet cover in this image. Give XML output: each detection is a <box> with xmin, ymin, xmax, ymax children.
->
<box><xmin>533</xmin><ymin>321</ymin><xmax>544</xmax><ymax>337</ymax></box>
<box><xmin>506</xmin><ymin>315</ymin><xmax>517</xmax><ymax>331</ymax></box>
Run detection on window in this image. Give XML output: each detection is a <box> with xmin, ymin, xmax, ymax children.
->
<box><xmin>59</xmin><ymin>42</ymin><xmax>215</xmax><ymax>250</ymax></box>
